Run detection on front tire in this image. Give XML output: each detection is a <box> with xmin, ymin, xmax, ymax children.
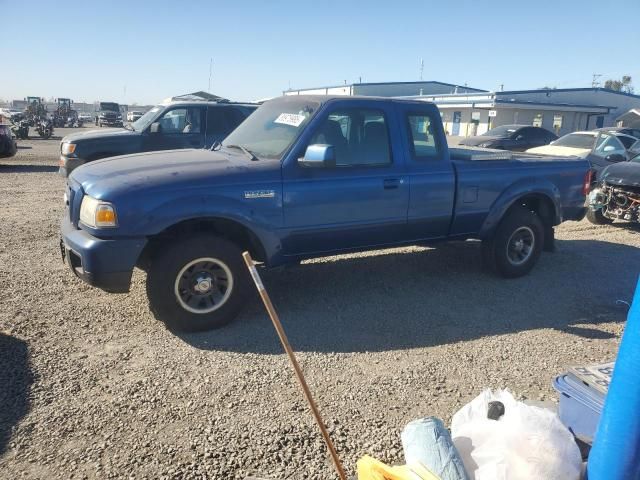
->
<box><xmin>482</xmin><ymin>206</ymin><xmax>544</xmax><ymax>278</ymax></box>
<box><xmin>586</xmin><ymin>208</ymin><xmax>613</xmax><ymax>225</ymax></box>
<box><xmin>146</xmin><ymin>235</ymin><xmax>251</xmax><ymax>332</ymax></box>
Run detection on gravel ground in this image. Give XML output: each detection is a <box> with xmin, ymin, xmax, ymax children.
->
<box><xmin>1</xmin><ymin>128</ymin><xmax>639</xmax><ymax>479</ymax></box>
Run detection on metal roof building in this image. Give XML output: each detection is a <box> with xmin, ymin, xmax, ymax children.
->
<box><xmin>405</xmin><ymin>88</ymin><xmax>640</xmax><ymax>137</ymax></box>
<box><xmin>284</xmin><ymin>80</ymin><xmax>485</xmax><ymax>98</ymax></box>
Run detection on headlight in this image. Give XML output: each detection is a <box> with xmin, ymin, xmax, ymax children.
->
<box><xmin>61</xmin><ymin>142</ymin><xmax>76</xmax><ymax>155</ymax></box>
<box><xmin>80</xmin><ymin>195</ymin><xmax>117</xmax><ymax>228</ymax></box>
<box><xmin>117</xmin><ymin>114</ymin><xmax>122</xmax><ymax>119</ymax></box>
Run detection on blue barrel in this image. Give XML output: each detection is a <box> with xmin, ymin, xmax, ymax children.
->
<box><xmin>588</xmin><ymin>275</ymin><xmax>640</xmax><ymax>479</ymax></box>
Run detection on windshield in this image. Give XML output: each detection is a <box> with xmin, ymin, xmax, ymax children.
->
<box><xmin>100</xmin><ymin>102</ymin><xmax>120</xmax><ymax>112</ymax></box>
<box><xmin>223</xmin><ymin>97</ymin><xmax>320</xmax><ymax>159</ymax></box>
<box><xmin>553</xmin><ymin>133</ymin><xmax>596</xmax><ymax>149</ymax></box>
<box><xmin>131</xmin><ymin>106</ymin><xmax>162</xmax><ymax>131</ymax></box>
<box><xmin>482</xmin><ymin>125</ymin><xmax>519</xmax><ymax>137</ymax></box>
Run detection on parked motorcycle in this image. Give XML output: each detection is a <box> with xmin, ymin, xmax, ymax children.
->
<box><xmin>11</xmin><ymin>119</ymin><xmax>30</xmax><ymax>140</ymax></box>
<box><xmin>36</xmin><ymin>118</ymin><xmax>53</xmax><ymax>139</ymax></box>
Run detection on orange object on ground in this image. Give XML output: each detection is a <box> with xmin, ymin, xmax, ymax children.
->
<box><xmin>357</xmin><ymin>455</ymin><xmax>441</xmax><ymax>480</ymax></box>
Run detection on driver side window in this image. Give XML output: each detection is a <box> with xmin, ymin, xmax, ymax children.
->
<box><xmin>308</xmin><ymin>108</ymin><xmax>391</xmax><ymax>166</ymax></box>
<box><xmin>158</xmin><ymin>107</ymin><xmax>202</xmax><ymax>134</ymax></box>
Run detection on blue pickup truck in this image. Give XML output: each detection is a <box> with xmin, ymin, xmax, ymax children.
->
<box><xmin>60</xmin><ymin>95</ymin><xmax>590</xmax><ymax>332</ymax></box>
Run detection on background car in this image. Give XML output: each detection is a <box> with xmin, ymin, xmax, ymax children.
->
<box><xmin>458</xmin><ymin>124</ymin><xmax>557</xmax><ymax>151</ymax></box>
<box><xmin>593</xmin><ymin>128</ymin><xmax>640</xmax><ymax>150</ymax></box>
<box><xmin>0</xmin><ymin>124</ymin><xmax>18</xmax><ymax>158</ymax></box>
<box><xmin>0</xmin><ymin>108</ymin><xmax>23</xmax><ymax>122</ymax></box>
<box><xmin>59</xmin><ymin>100</ymin><xmax>257</xmax><ymax>176</ymax></box>
<box><xmin>126</xmin><ymin>111</ymin><xmax>144</xmax><ymax>122</ymax></box>
<box><xmin>527</xmin><ymin>130</ymin><xmax>629</xmax><ymax>178</ymax></box>
<box><xmin>597</xmin><ymin>127</ymin><xmax>640</xmax><ymax>142</ymax></box>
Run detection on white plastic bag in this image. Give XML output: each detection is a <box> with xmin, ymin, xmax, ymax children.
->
<box><xmin>450</xmin><ymin>389</ymin><xmax>581</xmax><ymax>480</ymax></box>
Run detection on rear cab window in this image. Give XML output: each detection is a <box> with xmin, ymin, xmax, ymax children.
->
<box><xmin>405</xmin><ymin>112</ymin><xmax>442</xmax><ymax>160</ymax></box>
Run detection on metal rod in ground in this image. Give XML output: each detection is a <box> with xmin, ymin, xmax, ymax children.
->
<box><xmin>242</xmin><ymin>252</ymin><xmax>348</xmax><ymax>480</ymax></box>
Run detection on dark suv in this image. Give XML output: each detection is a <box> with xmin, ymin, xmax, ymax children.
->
<box><xmin>60</xmin><ymin>100</ymin><xmax>257</xmax><ymax>176</ymax></box>
<box><xmin>95</xmin><ymin>102</ymin><xmax>123</xmax><ymax>127</ymax></box>
<box><xmin>0</xmin><ymin>124</ymin><xmax>17</xmax><ymax>158</ymax></box>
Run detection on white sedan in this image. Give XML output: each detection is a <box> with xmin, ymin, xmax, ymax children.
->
<box><xmin>527</xmin><ymin>130</ymin><xmax>632</xmax><ymax>178</ymax></box>
<box><xmin>126</xmin><ymin>111</ymin><xmax>144</xmax><ymax>122</ymax></box>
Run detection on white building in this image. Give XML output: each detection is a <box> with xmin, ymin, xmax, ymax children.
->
<box><xmin>406</xmin><ymin>88</ymin><xmax>640</xmax><ymax>137</ymax></box>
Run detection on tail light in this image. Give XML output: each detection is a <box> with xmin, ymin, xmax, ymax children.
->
<box><xmin>582</xmin><ymin>169</ymin><xmax>594</xmax><ymax>196</ymax></box>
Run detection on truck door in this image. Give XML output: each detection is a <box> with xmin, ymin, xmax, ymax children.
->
<box><xmin>144</xmin><ymin>106</ymin><xmax>205</xmax><ymax>151</ymax></box>
<box><xmin>396</xmin><ymin>104</ymin><xmax>456</xmax><ymax>240</ymax></box>
<box><xmin>281</xmin><ymin>101</ymin><xmax>409</xmax><ymax>255</ymax></box>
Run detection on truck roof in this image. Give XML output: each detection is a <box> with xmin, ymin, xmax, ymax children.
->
<box><xmin>275</xmin><ymin>94</ymin><xmax>437</xmax><ymax>107</ymax></box>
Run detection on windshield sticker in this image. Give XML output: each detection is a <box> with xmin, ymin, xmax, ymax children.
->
<box><xmin>274</xmin><ymin>113</ymin><xmax>306</xmax><ymax>127</ymax></box>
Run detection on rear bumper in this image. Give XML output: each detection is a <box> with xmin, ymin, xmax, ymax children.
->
<box><xmin>0</xmin><ymin>137</ymin><xmax>17</xmax><ymax>157</ymax></box>
<box><xmin>60</xmin><ymin>215</ymin><xmax>147</xmax><ymax>293</ymax></box>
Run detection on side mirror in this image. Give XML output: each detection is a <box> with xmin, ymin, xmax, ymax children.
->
<box><xmin>150</xmin><ymin>122</ymin><xmax>161</xmax><ymax>134</ymax></box>
<box><xmin>605</xmin><ymin>153</ymin><xmax>626</xmax><ymax>163</ymax></box>
<box><xmin>603</xmin><ymin>145</ymin><xmax>616</xmax><ymax>152</ymax></box>
<box><xmin>298</xmin><ymin>144</ymin><xmax>336</xmax><ymax>168</ymax></box>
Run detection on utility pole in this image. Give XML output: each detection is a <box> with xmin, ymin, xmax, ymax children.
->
<box><xmin>420</xmin><ymin>58</ymin><xmax>424</xmax><ymax>81</ymax></box>
<box><xmin>208</xmin><ymin>58</ymin><xmax>213</xmax><ymax>93</ymax></box>
<box><xmin>499</xmin><ymin>84</ymin><xmax>504</xmax><ymax>92</ymax></box>
<box><xmin>592</xmin><ymin>73</ymin><xmax>602</xmax><ymax>88</ymax></box>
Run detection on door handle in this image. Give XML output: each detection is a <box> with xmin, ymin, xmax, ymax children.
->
<box><xmin>383</xmin><ymin>178</ymin><xmax>400</xmax><ymax>189</ymax></box>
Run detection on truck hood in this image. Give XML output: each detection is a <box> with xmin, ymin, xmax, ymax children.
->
<box><xmin>70</xmin><ymin>148</ymin><xmax>277</xmax><ymax>199</ymax></box>
<box><xmin>62</xmin><ymin>128</ymin><xmax>135</xmax><ymax>143</ymax></box>
<box><xmin>601</xmin><ymin>161</ymin><xmax>640</xmax><ymax>188</ymax></box>
<box><xmin>526</xmin><ymin>145</ymin><xmax>591</xmax><ymax>158</ymax></box>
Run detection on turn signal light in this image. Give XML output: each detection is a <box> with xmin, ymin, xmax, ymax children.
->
<box><xmin>96</xmin><ymin>206</ymin><xmax>116</xmax><ymax>225</ymax></box>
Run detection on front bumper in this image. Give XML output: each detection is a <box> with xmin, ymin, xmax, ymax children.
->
<box><xmin>60</xmin><ymin>215</ymin><xmax>147</xmax><ymax>293</ymax></box>
<box><xmin>99</xmin><ymin>118</ymin><xmax>123</xmax><ymax>126</ymax></box>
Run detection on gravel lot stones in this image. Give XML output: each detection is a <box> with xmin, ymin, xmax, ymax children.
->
<box><xmin>0</xmin><ymin>128</ymin><xmax>639</xmax><ymax>479</ymax></box>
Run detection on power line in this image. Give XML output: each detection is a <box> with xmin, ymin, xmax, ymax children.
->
<box><xmin>592</xmin><ymin>73</ymin><xmax>602</xmax><ymax>88</ymax></box>
<box><xmin>208</xmin><ymin>58</ymin><xmax>213</xmax><ymax>93</ymax></box>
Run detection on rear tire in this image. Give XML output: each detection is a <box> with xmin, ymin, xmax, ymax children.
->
<box><xmin>586</xmin><ymin>208</ymin><xmax>613</xmax><ymax>225</ymax></box>
<box><xmin>146</xmin><ymin>235</ymin><xmax>251</xmax><ymax>332</ymax></box>
<box><xmin>482</xmin><ymin>206</ymin><xmax>544</xmax><ymax>278</ymax></box>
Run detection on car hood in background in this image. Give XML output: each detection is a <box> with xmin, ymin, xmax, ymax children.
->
<box><xmin>601</xmin><ymin>162</ymin><xmax>640</xmax><ymax>188</ymax></box>
<box><xmin>458</xmin><ymin>135</ymin><xmax>503</xmax><ymax>146</ymax></box>
<box><xmin>62</xmin><ymin>128</ymin><xmax>135</xmax><ymax>143</ymax></box>
<box><xmin>526</xmin><ymin>145</ymin><xmax>591</xmax><ymax>158</ymax></box>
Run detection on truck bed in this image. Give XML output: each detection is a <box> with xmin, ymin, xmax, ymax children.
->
<box><xmin>449</xmin><ymin>145</ymin><xmax>583</xmax><ymax>163</ymax></box>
